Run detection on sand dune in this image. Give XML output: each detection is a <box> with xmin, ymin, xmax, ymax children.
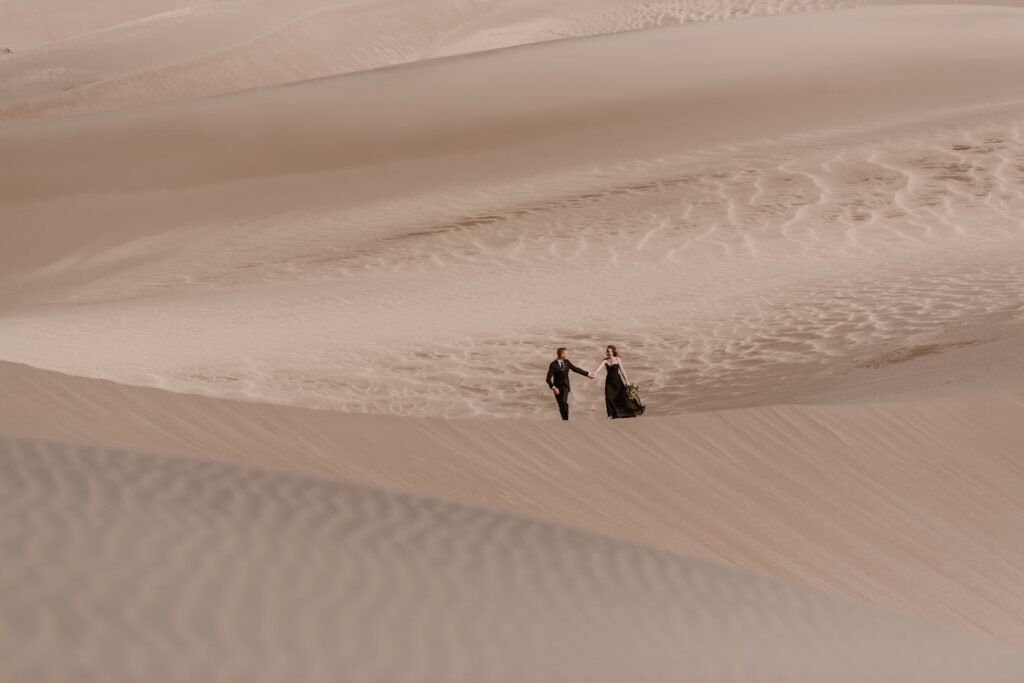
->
<box><xmin>3</xmin><ymin>5</ymin><xmax>1024</xmax><ymax>419</ymax></box>
<box><xmin>3</xmin><ymin>114</ymin><xmax>1023</xmax><ymax>416</ymax></box>
<box><xmin>5</xmin><ymin>0</ymin><xmax>1024</xmax><ymax>120</ymax></box>
<box><xmin>0</xmin><ymin>0</ymin><xmax>866</xmax><ymax>120</ymax></box>
<box><xmin>7</xmin><ymin>7</ymin><xmax>1024</xmax><ymax>202</ymax></box>
<box><xmin>6</xmin><ymin>436</ymin><xmax>1024</xmax><ymax>682</ymax></box>
<box><xmin>0</xmin><ymin>0</ymin><xmax>201</xmax><ymax>51</ymax></box>
<box><xmin>5</xmin><ymin>0</ymin><xmax>1024</xmax><ymax>676</ymax></box>
<box><xmin>0</xmin><ymin>0</ymin><xmax>522</xmax><ymax>119</ymax></box>
<box><xmin>5</xmin><ymin>360</ymin><xmax>1024</xmax><ymax>648</ymax></box>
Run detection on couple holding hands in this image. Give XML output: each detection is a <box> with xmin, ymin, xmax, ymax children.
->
<box><xmin>545</xmin><ymin>345</ymin><xmax>645</xmax><ymax>420</ymax></box>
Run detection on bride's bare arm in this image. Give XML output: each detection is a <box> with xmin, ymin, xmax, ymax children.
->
<box><xmin>591</xmin><ymin>359</ymin><xmax>607</xmax><ymax>376</ymax></box>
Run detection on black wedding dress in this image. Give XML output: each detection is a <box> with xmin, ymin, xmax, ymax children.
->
<box><xmin>604</xmin><ymin>362</ymin><xmax>645</xmax><ymax>419</ymax></box>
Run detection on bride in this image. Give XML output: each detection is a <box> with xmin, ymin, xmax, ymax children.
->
<box><xmin>592</xmin><ymin>345</ymin><xmax>645</xmax><ymax>419</ymax></box>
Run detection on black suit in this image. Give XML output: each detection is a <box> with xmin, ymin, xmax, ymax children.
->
<box><xmin>546</xmin><ymin>358</ymin><xmax>590</xmax><ymax>420</ymax></box>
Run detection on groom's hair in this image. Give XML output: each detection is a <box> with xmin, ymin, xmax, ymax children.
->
<box><xmin>556</xmin><ymin>347</ymin><xmax>567</xmax><ymax>358</ymax></box>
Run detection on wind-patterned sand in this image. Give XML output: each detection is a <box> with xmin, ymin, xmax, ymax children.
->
<box><xmin>5</xmin><ymin>360</ymin><xmax>1024</xmax><ymax>648</ymax></box>
<box><xmin>5</xmin><ymin>0</ymin><xmax>1024</xmax><ymax>679</ymax></box>
<box><xmin>5</xmin><ymin>436</ymin><xmax>1024</xmax><ymax>683</ymax></box>
<box><xmin>7</xmin><ymin>119</ymin><xmax>1023</xmax><ymax>417</ymax></box>
<box><xmin>3</xmin><ymin>6</ymin><xmax>1024</xmax><ymax>418</ymax></box>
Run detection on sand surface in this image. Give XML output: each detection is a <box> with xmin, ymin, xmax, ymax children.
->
<box><xmin>0</xmin><ymin>0</ymin><xmax>878</xmax><ymax>118</ymax></box>
<box><xmin>5</xmin><ymin>360</ymin><xmax>1024</xmax><ymax>646</ymax></box>
<box><xmin>3</xmin><ymin>0</ymin><xmax>1024</xmax><ymax>679</ymax></box>
<box><xmin>3</xmin><ymin>5</ymin><xmax>1024</xmax><ymax>418</ymax></box>
<box><xmin>8</xmin><ymin>435</ymin><xmax>1024</xmax><ymax>682</ymax></box>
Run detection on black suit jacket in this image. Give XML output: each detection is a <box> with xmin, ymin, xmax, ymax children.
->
<box><xmin>546</xmin><ymin>358</ymin><xmax>589</xmax><ymax>393</ymax></box>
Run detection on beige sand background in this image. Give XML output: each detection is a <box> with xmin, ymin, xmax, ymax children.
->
<box><xmin>3</xmin><ymin>0</ymin><xmax>1024</xmax><ymax>679</ymax></box>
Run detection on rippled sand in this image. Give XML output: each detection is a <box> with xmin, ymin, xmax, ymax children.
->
<box><xmin>6</xmin><ymin>360</ymin><xmax>1024</xmax><ymax>679</ymax></box>
<box><xmin>9</xmin><ymin>435</ymin><xmax>1024</xmax><ymax>682</ymax></box>
<box><xmin>3</xmin><ymin>108</ymin><xmax>1024</xmax><ymax>417</ymax></box>
<box><xmin>4</xmin><ymin>0</ymin><xmax>1024</xmax><ymax>679</ymax></box>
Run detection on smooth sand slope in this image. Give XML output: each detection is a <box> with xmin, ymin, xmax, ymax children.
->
<box><xmin>5</xmin><ymin>0</ymin><xmax>1024</xmax><ymax>120</ymax></box>
<box><xmin>6</xmin><ymin>437</ymin><xmax>1024</xmax><ymax>682</ymax></box>
<box><xmin>5</xmin><ymin>361</ymin><xmax>1024</xmax><ymax>648</ymax></box>
<box><xmin>0</xmin><ymin>0</ymin><xmax>866</xmax><ymax>119</ymax></box>
<box><xmin>0</xmin><ymin>0</ymin><xmax>202</xmax><ymax>50</ymax></box>
<box><xmin>7</xmin><ymin>7</ymin><xmax>1024</xmax><ymax>204</ymax></box>
<box><xmin>1</xmin><ymin>0</ymin><xmax>524</xmax><ymax>118</ymax></box>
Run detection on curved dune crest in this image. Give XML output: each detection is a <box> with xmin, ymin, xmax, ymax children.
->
<box><xmin>4</xmin><ymin>361</ymin><xmax>1024</xmax><ymax>646</ymax></box>
<box><xmin>0</xmin><ymin>0</ymin><xmax>201</xmax><ymax>50</ymax></box>
<box><xmin>5</xmin><ymin>0</ymin><xmax>1024</xmax><ymax>120</ymax></box>
<box><xmin>0</xmin><ymin>0</ymin><xmax>866</xmax><ymax>119</ymax></box>
<box><xmin>0</xmin><ymin>0</ymin><xmax>519</xmax><ymax>119</ymax></box>
<box><xmin>6</xmin><ymin>6</ymin><xmax>1024</xmax><ymax>203</ymax></box>
<box><xmin>3</xmin><ymin>437</ymin><xmax>1024</xmax><ymax>682</ymax></box>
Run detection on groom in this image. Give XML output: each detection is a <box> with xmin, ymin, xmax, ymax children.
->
<box><xmin>546</xmin><ymin>347</ymin><xmax>594</xmax><ymax>420</ymax></box>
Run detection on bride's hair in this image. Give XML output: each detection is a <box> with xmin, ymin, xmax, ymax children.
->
<box><xmin>606</xmin><ymin>345</ymin><xmax>619</xmax><ymax>357</ymax></box>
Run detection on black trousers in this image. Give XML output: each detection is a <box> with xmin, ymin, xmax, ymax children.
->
<box><xmin>554</xmin><ymin>390</ymin><xmax>570</xmax><ymax>420</ymax></box>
